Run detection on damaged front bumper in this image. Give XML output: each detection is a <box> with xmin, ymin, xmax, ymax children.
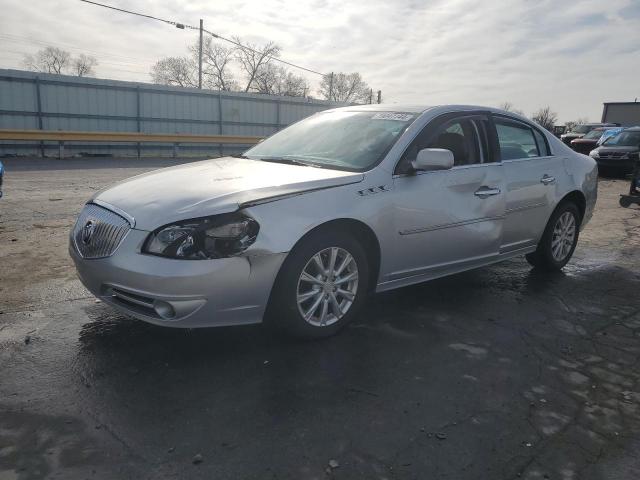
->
<box><xmin>70</xmin><ymin>228</ymin><xmax>286</xmax><ymax>328</ymax></box>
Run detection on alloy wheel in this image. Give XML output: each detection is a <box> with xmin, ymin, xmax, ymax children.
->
<box><xmin>296</xmin><ymin>246</ymin><xmax>359</xmax><ymax>327</ymax></box>
<box><xmin>551</xmin><ymin>211</ymin><xmax>576</xmax><ymax>262</ymax></box>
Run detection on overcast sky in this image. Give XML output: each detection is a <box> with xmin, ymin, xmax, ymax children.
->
<box><xmin>1</xmin><ymin>0</ymin><xmax>638</xmax><ymax>122</ymax></box>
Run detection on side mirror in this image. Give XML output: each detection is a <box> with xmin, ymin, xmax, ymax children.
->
<box><xmin>412</xmin><ymin>148</ymin><xmax>454</xmax><ymax>171</ymax></box>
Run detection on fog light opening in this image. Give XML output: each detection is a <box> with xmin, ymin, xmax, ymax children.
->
<box><xmin>154</xmin><ymin>300</ymin><xmax>176</xmax><ymax>320</ymax></box>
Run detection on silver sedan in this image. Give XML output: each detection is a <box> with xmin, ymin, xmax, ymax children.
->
<box><xmin>70</xmin><ymin>105</ymin><xmax>597</xmax><ymax>337</ymax></box>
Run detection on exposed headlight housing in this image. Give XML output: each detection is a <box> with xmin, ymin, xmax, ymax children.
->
<box><xmin>143</xmin><ymin>213</ymin><xmax>259</xmax><ymax>259</ymax></box>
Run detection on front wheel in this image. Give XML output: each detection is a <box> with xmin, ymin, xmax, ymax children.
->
<box><xmin>526</xmin><ymin>202</ymin><xmax>580</xmax><ymax>271</ymax></box>
<box><xmin>269</xmin><ymin>230</ymin><xmax>369</xmax><ymax>338</ymax></box>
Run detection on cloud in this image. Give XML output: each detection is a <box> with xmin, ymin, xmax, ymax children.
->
<box><xmin>0</xmin><ymin>0</ymin><xmax>638</xmax><ymax>122</ymax></box>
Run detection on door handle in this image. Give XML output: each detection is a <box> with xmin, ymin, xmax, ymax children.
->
<box><xmin>474</xmin><ymin>187</ymin><xmax>501</xmax><ymax>198</ymax></box>
<box><xmin>540</xmin><ymin>174</ymin><xmax>556</xmax><ymax>185</ymax></box>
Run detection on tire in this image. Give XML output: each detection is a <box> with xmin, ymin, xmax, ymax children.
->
<box><xmin>269</xmin><ymin>230</ymin><xmax>370</xmax><ymax>339</ymax></box>
<box><xmin>526</xmin><ymin>202</ymin><xmax>580</xmax><ymax>271</ymax></box>
<box><xmin>620</xmin><ymin>196</ymin><xmax>632</xmax><ymax>208</ymax></box>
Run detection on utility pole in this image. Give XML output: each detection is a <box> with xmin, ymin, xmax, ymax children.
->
<box><xmin>328</xmin><ymin>72</ymin><xmax>334</xmax><ymax>101</ymax></box>
<box><xmin>198</xmin><ymin>19</ymin><xmax>203</xmax><ymax>89</ymax></box>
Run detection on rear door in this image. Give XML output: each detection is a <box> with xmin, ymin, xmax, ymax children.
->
<box><xmin>493</xmin><ymin>115</ymin><xmax>565</xmax><ymax>253</ymax></box>
<box><xmin>384</xmin><ymin>113</ymin><xmax>505</xmax><ymax>284</ymax></box>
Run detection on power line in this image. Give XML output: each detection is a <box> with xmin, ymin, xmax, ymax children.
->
<box><xmin>78</xmin><ymin>0</ymin><xmax>325</xmax><ymax>77</ymax></box>
<box><xmin>0</xmin><ymin>33</ymin><xmax>159</xmax><ymax>64</ymax></box>
<box><xmin>1</xmin><ymin>47</ymin><xmax>152</xmax><ymax>76</ymax></box>
<box><xmin>78</xmin><ymin>0</ymin><xmax>184</xmax><ymax>28</ymax></box>
<box><xmin>197</xmin><ymin>26</ymin><xmax>323</xmax><ymax>76</ymax></box>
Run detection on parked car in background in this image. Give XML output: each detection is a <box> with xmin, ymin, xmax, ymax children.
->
<box><xmin>597</xmin><ymin>127</ymin><xmax>624</xmax><ymax>145</ymax></box>
<box><xmin>553</xmin><ymin>125</ymin><xmax>567</xmax><ymax>137</ymax></box>
<box><xmin>590</xmin><ymin>127</ymin><xmax>640</xmax><ymax>174</ymax></box>
<box><xmin>570</xmin><ymin>127</ymin><xmax>611</xmax><ymax>154</ymax></box>
<box><xmin>70</xmin><ymin>105</ymin><xmax>597</xmax><ymax>338</ymax></box>
<box><xmin>570</xmin><ymin>127</ymin><xmax>623</xmax><ymax>155</ymax></box>
<box><xmin>561</xmin><ymin>123</ymin><xmax>617</xmax><ymax>146</ymax></box>
<box><xmin>0</xmin><ymin>160</ymin><xmax>4</xmax><ymax>198</ymax></box>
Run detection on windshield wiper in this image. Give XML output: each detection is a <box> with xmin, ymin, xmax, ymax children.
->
<box><xmin>257</xmin><ymin>156</ymin><xmax>311</xmax><ymax>167</ymax></box>
<box><xmin>231</xmin><ymin>154</ymin><xmax>248</xmax><ymax>159</ymax></box>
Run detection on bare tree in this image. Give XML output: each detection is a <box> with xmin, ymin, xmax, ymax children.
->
<box><xmin>276</xmin><ymin>68</ymin><xmax>308</xmax><ymax>97</ymax></box>
<box><xmin>253</xmin><ymin>64</ymin><xmax>308</xmax><ymax>97</ymax></box>
<box><xmin>531</xmin><ymin>106</ymin><xmax>558</xmax><ymax>132</ymax></box>
<box><xmin>23</xmin><ymin>47</ymin><xmax>99</xmax><ymax>77</ymax></box>
<box><xmin>499</xmin><ymin>101</ymin><xmax>524</xmax><ymax>116</ymax></box>
<box><xmin>150</xmin><ymin>57</ymin><xmax>198</xmax><ymax>88</ymax></box>
<box><xmin>190</xmin><ymin>37</ymin><xmax>237</xmax><ymax>91</ymax></box>
<box><xmin>233</xmin><ymin>37</ymin><xmax>281</xmax><ymax>92</ymax></box>
<box><xmin>319</xmin><ymin>72</ymin><xmax>370</xmax><ymax>103</ymax></box>
<box><xmin>565</xmin><ymin>117</ymin><xmax>590</xmax><ymax>132</ymax></box>
<box><xmin>23</xmin><ymin>47</ymin><xmax>71</xmax><ymax>74</ymax></box>
<box><xmin>72</xmin><ymin>54</ymin><xmax>98</xmax><ymax>77</ymax></box>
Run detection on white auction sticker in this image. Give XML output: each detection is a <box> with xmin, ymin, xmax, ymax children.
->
<box><xmin>371</xmin><ymin>112</ymin><xmax>414</xmax><ymax>121</ymax></box>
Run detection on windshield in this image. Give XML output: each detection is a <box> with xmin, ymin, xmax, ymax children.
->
<box><xmin>598</xmin><ymin>127</ymin><xmax>624</xmax><ymax>145</ymax></box>
<box><xmin>583</xmin><ymin>129</ymin><xmax>604</xmax><ymax>140</ymax></box>
<box><xmin>571</xmin><ymin>125</ymin><xmax>593</xmax><ymax>134</ymax></box>
<box><xmin>244</xmin><ymin>111</ymin><xmax>418</xmax><ymax>171</ymax></box>
<box><xmin>603</xmin><ymin>131</ymin><xmax>640</xmax><ymax>147</ymax></box>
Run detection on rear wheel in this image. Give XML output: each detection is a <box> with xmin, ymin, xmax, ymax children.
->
<box><xmin>620</xmin><ymin>196</ymin><xmax>633</xmax><ymax>208</ymax></box>
<box><xmin>526</xmin><ymin>202</ymin><xmax>580</xmax><ymax>271</ymax></box>
<box><xmin>269</xmin><ymin>230</ymin><xmax>369</xmax><ymax>338</ymax></box>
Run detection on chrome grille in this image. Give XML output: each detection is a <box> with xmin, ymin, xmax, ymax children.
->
<box><xmin>72</xmin><ymin>203</ymin><xmax>131</xmax><ymax>259</ymax></box>
<box><xmin>599</xmin><ymin>152</ymin><xmax>626</xmax><ymax>159</ymax></box>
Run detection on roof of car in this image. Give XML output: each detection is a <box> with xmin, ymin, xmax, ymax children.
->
<box><xmin>334</xmin><ymin>104</ymin><xmax>432</xmax><ymax>113</ymax></box>
<box><xmin>327</xmin><ymin>104</ymin><xmax>521</xmax><ymax>115</ymax></box>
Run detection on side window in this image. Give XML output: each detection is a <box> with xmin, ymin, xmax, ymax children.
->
<box><xmin>533</xmin><ymin>129</ymin><xmax>550</xmax><ymax>156</ymax></box>
<box><xmin>495</xmin><ymin>119</ymin><xmax>541</xmax><ymax>160</ymax></box>
<box><xmin>427</xmin><ymin>119</ymin><xmax>479</xmax><ymax>166</ymax></box>
<box><xmin>397</xmin><ymin>117</ymin><xmax>480</xmax><ymax>173</ymax></box>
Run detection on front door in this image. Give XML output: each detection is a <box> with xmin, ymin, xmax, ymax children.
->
<box><xmin>383</xmin><ymin>113</ymin><xmax>505</xmax><ymax>286</ymax></box>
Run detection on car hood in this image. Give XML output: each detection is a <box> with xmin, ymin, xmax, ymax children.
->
<box><xmin>595</xmin><ymin>145</ymin><xmax>639</xmax><ymax>153</ymax></box>
<box><xmin>93</xmin><ymin>157</ymin><xmax>364</xmax><ymax>231</ymax></box>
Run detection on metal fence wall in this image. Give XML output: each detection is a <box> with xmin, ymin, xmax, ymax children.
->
<box><xmin>0</xmin><ymin>69</ymin><xmax>346</xmax><ymax>157</ymax></box>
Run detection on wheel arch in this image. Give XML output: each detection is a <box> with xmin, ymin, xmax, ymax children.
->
<box><xmin>263</xmin><ymin>217</ymin><xmax>382</xmax><ymax>325</ymax></box>
<box><xmin>301</xmin><ymin>218</ymin><xmax>381</xmax><ymax>292</ymax></box>
<box><xmin>273</xmin><ymin>217</ymin><xmax>381</xmax><ymax>295</ymax></box>
<box><xmin>559</xmin><ymin>190</ymin><xmax>586</xmax><ymax>223</ymax></box>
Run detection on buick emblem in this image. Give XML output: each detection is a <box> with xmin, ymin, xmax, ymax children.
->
<box><xmin>82</xmin><ymin>220</ymin><xmax>95</xmax><ymax>245</ymax></box>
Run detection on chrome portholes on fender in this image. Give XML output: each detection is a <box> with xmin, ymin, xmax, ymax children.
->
<box><xmin>296</xmin><ymin>247</ymin><xmax>359</xmax><ymax>327</ymax></box>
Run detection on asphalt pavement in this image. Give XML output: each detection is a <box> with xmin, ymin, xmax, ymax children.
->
<box><xmin>1</xmin><ymin>157</ymin><xmax>639</xmax><ymax>480</ymax></box>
